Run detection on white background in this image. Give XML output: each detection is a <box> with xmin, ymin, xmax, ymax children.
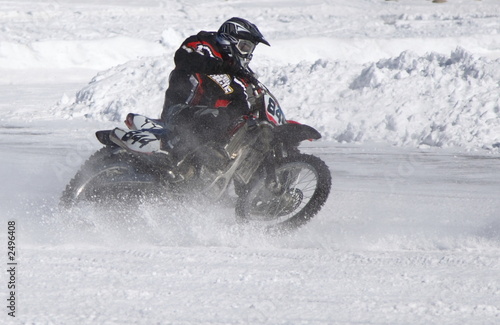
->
<box><xmin>1</xmin><ymin>0</ymin><xmax>499</xmax><ymax>324</ymax></box>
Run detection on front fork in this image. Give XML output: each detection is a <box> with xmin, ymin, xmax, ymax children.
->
<box><xmin>262</xmin><ymin>148</ymin><xmax>286</xmax><ymax>196</ymax></box>
<box><xmin>262</xmin><ymin>139</ymin><xmax>302</xmax><ymax>196</ymax></box>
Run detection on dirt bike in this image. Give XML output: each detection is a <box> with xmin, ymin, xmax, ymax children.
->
<box><xmin>60</xmin><ymin>80</ymin><xmax>332</xmax><ymax>232</ymax></box>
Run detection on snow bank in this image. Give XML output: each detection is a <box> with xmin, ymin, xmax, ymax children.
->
<box><xmin>54</xmin><ymin>47</ymin><xmax>500</xmax><ymax>150</ymax></box>
<box><xmin>53</xmin><ymin>55</ymin><xmax>172</xmax><ymax>121</ymax></box>
<box><xmin>344</xmin><ymin>48</ymin><xmax>500</xmax><ymax>149</ymax></box>
<box><xmin>325</xmin><ymin>47</ymin><xmax>500</xmax><ymax>150</ymax></box>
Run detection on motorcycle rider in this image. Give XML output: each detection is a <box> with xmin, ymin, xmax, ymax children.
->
<box><xmin>111</xmin><ymin>17</ymin><xmax>270</xmax><ymax>160</ymax></box>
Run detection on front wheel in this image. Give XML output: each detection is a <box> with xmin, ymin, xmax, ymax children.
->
<box><xmin>236</xmin><ymin>154</ymin><xmax>331</xmax><ymax>233</ymax></box>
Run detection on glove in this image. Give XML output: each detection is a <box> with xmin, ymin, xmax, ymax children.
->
<box><xmin>236</xmin><ymin>68</ymin><xmax>259</xmax><ymax>86</ymax></box>
<box><xmin>222</xmin><ymin>59</ymin><xmax>259</xmax><ymax>85</ymax></box>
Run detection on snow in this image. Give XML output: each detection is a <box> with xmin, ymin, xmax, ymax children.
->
<box><xmin>1</xmin><ymin>0</ymin><xmax>499</xmax><ymax>324</ymax></box>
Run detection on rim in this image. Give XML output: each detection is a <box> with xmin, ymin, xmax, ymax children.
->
<box><xmin>243</xmin><ymin>161</ymin><xmax>319</xmax><ymax>226</ymax></box>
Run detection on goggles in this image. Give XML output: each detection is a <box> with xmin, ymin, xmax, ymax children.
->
<box><xmin>235</xmin><ymin>39</ymin><xmax>256</xmax><ymax>57</ymax></box>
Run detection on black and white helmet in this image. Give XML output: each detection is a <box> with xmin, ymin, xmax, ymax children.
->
<box><xmin>217</xmin><ymin>17</ymin><xmax>270</xmax><ymax>67</ymax></box>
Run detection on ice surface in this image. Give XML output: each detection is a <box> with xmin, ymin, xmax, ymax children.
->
<box><xmin>1</xmin><ymin>0</ymin><xmax>499</xmax><ymax>324</ymax></box>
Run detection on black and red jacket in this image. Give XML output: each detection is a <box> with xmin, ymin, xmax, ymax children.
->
<box><xmin>161</xmin><ymin>31</ymin><xmax>254</xmax><ymax>131</ymax></box>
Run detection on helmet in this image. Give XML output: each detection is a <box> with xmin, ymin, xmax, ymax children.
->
<box><xmin>217</xmin><ymin>17</ymin><xmax>270</xmax><ymax>67</ymax></box>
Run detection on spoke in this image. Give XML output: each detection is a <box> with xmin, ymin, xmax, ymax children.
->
<box><xmin>246</xmin><ymin>161</ymin><xmax>320</xmax><ymax>224</ymax></box>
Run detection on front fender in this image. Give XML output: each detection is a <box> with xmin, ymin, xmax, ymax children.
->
<box><xmin>273</xmin><ymin>123</ymin><xmax>321</xmax><ymax>145</ymax></box>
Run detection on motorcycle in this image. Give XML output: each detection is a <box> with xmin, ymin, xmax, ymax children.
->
<box><xmin>60</xmin><ymin>79</ymin><xmax>332</xmax><ymax>232</ymax></box>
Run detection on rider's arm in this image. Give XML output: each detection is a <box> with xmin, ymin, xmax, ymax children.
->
<box><xmin>174</xmin><ymin>34</ymin><xmax>235</xmax><ymax>75</ymax></box>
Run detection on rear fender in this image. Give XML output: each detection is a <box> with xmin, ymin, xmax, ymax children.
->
<box><xmin>95</xmin><ymin>130</ymin><xmax>118</xmax><ymax>147</ymax></box>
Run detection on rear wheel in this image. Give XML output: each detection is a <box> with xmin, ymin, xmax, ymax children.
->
<box><xmin>60</xmin><ymin>147</ymin><xmax>157</xmax><ymax>208</ymax></box>
<box><xmin>236</xmin><ymin>154</ymin><xmax>331</xmax><ymax>233</ymax></box>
